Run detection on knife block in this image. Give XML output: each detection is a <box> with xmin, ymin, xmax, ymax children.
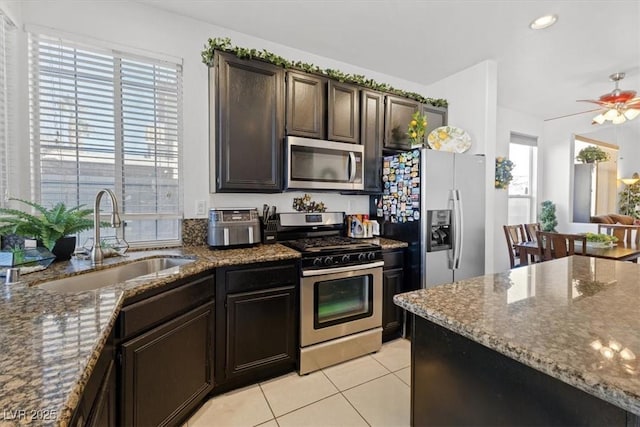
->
<box><xmin>262</xmin><ymin>218</ymin><xmax>277</xmax><ymax>244</ymax></box>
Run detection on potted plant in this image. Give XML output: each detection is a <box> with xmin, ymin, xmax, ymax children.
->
<box><xmin>539</xmin><ymin>200</ymin><xmax>558</xmax><ymax>232</ymax></box>
<box><xmin>0</xmin><ymin>199</ymin><xmax>95</xmax><ymax>260</ymax></box>
<box><xmin>576</xmin><ymin>146</ymin><xmax>609</xmax><ymax>164</ymax></box>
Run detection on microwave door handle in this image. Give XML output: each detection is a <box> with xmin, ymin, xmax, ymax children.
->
<box><xmin>348</xmin><ymin>152</ymin><xmax>356</xmax><ymax>182</ymax></box>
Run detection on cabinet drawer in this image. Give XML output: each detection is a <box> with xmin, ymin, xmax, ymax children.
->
<box><xmin>118</xmin><ymin>274</ymin><xmax>214</xmax><ymax>340</ymax></box>
<box><xmin>383</xmin><ymin>250</ymin><xmax>404</xmax><ymax>269</ymax></box>
<box><xmin>225</xmin><ymin>263</ymin><xmax>298</xmax><ymax>293</ymax></box>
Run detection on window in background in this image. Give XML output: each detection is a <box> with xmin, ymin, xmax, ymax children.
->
<box><xmin>0</xmin><ymin>11</ymin><xmax>16</xmax><ymax>207</ymax></box>
<box><xmin>508</xmin><ymin>132</ymin><xmax>538</xmax><ymax>225</ymax></box>
<box><xmin>28</xmin><ymin>33</ymin><xmax>183</xmax><ymax>246</ymax></box>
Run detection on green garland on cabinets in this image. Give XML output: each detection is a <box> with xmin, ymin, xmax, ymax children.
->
<box><xmin>201</xmin><ymin>37</ymin><xmax>448</xmax><ymax>108</ymax></box>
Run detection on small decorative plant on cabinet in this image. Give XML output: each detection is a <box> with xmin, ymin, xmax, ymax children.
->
<box><xmin>495</xmin><ymin>157</ymin><xmax>514</xmax><ymax>189</ymax></box>
<box><xmin>576</xmin><ymin>146</ymin><xmax>609</xmax><ymax>164</ymax></box>
<box><xmin>539</xmin><ymin>200</ymin><xmax>558</xmax><ymax>232</ymax></box>
<box><xmin>407</xmin><ymin>111</ymin><xmax>428</xmax><ymax>147</ymax></box>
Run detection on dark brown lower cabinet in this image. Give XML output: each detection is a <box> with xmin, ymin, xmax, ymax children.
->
<box><xmin>70</xmin><ymin>332</ymin><xmax>116</xmax><ymax>427</ymax></box>
<box><xmin>382</xmin><ymin>249</ymin><xmax>406</xmax><ymax>341</ymax></box>
<box><xmin>215</xmin><ymin>261</ymin><xmax>299</xmax><ymax>393</ymax></box>
<box><xmin>119</xmin><ymin>302</ymin><xmax>214</xmax><ymax>426</ymax></box>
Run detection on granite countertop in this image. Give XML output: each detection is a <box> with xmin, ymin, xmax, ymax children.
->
<box><xmin>371</xmin><ymin>237</ymin><xmax>408</xmax><ymax>250</ymax></box>
<box><xmin>0</xmin><ymin>243</ymin><xmax>300</xmax><ymax>427</ymax></box>
<box><xmin>394</xmin><ymin>256</ymin><xmax>640</xmax><ymax>416</ymax></box>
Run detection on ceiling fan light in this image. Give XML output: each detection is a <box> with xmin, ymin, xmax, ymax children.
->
<box><xmin>612</xmin><ymin>113</ymin><xmax>627</xmax><ymax>124</ymax></box>
<box><xmin>592</xmin><ymin>114</ymin><xmax>606</xmax><ymax>124</ymax></box>
<box><xmin>624</xmin><ymin>108</ymin><xmax>640</xmax><ymax>120</ymax></box>
<box><xmin>530</xmin><ymin>14</ymin><xmax>558</xmax><ymax>30</ymax></box>
<box><xmin>603</xmin><ymin>108</ymin><xmax>620</xmax><ymax>120</ymax></box>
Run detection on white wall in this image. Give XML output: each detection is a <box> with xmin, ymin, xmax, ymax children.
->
<box><xmin>14</xmin><ymin>0</ymin><xmax>443</xmax><ymax>219</ymax></box>
<box><xmin>425</xmin><ymin>60</ymin><xmax>498</xmax><ymax>273</ymax></box>
<box><xmin>495</xmin><ymin>107</ymin><xmax>543</xmax><ymax>273</ymax></box>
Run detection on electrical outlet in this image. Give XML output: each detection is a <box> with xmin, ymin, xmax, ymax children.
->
<box><xmin>195</xmin><ymin>200</ymin><xmax>207</xmax><ymax>216</ymax></box>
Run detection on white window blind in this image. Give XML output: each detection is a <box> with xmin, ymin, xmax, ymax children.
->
<box><xmin>0</xmin><ymin>12</ymin><xmax>16</xmax><ymax>208</ymax></box>
<box><xmin>28</xmin><ymin>33</ymin><xmax>183</xmax><ymax>245</ymax></box>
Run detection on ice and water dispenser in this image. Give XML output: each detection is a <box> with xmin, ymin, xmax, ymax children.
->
<box><xmin>426</xmin><ymin>210</ymin><xmax>452</xmax><ymax>252</ymax></box>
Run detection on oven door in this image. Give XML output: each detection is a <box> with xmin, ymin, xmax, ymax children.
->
<box><xmin>300</xmin><ymin>262</ymin><xmax>383</xmax><ymax>347</ymax></box>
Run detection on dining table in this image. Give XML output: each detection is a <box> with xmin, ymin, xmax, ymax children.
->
<box><xmin>514</xmin><ymin>240</ymin><xmax>640</xmax><ymax>265</ymax></box>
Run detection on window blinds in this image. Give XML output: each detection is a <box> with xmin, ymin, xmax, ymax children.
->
<box><xmin>0</xmin><ymin>12</ymin><xmax>15</xmax><ymax>207</ymax></box>
<box><xmin>28</xmin><ymin>33</ymin><xmax>183</xmax><ymax>244</ymax></box>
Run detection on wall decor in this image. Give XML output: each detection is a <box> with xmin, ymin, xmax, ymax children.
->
<box><xmin>201</xmin><ymin>37</ymin><xmax>447</xmax><ymax>108</ymax></box>
<box><xmin>292</xmin><ymin>194</ymin><xmax>327</xmax><ymax>212</ymax></box>
<box><xmin>494</xmin><ymin>157</ymin><xmax>514</xmax><ymax>189</ymax></box>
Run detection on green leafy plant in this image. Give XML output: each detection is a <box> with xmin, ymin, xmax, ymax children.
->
<box><xmin>495</xmin><ymin>157</ymin><xmax>514</xmax><ymax>189</ymax></box>
<box><xmin>576</xmin><ymin>146</ymin><xmax>609</xmax><ymax>163</ymax></box>
<box><xmin>584</xmin><ymin>233</ymin><xmax>618</xmax><ymax>244</ymax></box>
<box><xmin>619</xmin><ymin>172</ymin><xmax>640</xmax><ymax>218</ymax></box>
<box><xmin>0</xmin><ymin>199</ymin><xmax>95</xmax><ymax>251</ymax></box>
<box><xmin>407</xmin><ymin>111</ymin><xmax>428</xmax><ymax>146</ymax></box>
<box><xmin>201</xmin><ymin>37</ymin><xmax>448</xmax><ymax>108</ymax></box>
<box><xmin>539</xmin><ymin>200</ymin><xmax>558</xmax><ymax>232</ymax></box>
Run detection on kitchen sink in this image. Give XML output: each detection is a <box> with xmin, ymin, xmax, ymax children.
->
<box><xmin>38</xmin><ymin>257</ymin><xmax>195</xmax><ymax>293</ymax></box>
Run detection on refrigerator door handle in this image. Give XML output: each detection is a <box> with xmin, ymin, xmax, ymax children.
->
<box><xmin>348</xmin><ymin>152</ymin><xmax>356</xmax><ymax>182</ymax></box>
<box><xmin>451</xmin><ymin>189</ymin><xmax>463</xmax><ymax>270</ymax></box>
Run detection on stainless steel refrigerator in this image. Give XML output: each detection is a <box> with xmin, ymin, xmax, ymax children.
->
<box><xmin>378</xmin><ymin>149</ymin><xmax>485</xmax><ymax>289</ymax></box>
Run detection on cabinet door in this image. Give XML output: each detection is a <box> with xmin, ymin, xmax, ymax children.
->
<box><xmin>286</xmin><ymin>71</ymin><xmax>325</xmax><ymax>138</ymax></box>
<box><xmin>422</xmin><ymin>104</ymin><xmax>448</xmax><ymax>139</ymax></box>
<box><xmin>120</xmin><ymin>302</ymin><xmax>214</xmax><ymax>427</ymax></box>
<box><xmin>214</xmin><ymin>51</ymin><xmax>284</xmax><ymax>192</ymax></box>
<box><xmin>384</xmin><ymin>95</ymin><xmax>421</xmax><ymax>150</ymax></box>
<box><xmin>225</xmin><ymin>286</ymin><xmax>297</xmax><ymax>379</ymax></box>
<box><xmin>382</xmin><ymin>267</ymin><xmax>404</xmax><ymax>340</ymax></box>
<box><xmin>328</xmin><ymin>81</ymin><xmax>359</xmax><ymax>143</ymax></box>
<box><xmin>86</xmin><ymin>359</ymin><xmax>116</xmax><ymax>427</ymax></box>
<box><xmin>361</xmin><ymin>90</ymin><xmax>384</xmax><ymax>192</ymax></box>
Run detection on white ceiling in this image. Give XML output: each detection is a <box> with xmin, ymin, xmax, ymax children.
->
<box><xmin>140</xmin><ymin>0</ymin><xmax>640</xmax><ymax>122</ymax></box>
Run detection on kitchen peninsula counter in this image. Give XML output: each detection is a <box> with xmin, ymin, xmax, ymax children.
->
<box><xmin>0</xmin><ymin>243</ymin><xmax>300</xmax><ymax>426</ymax></box>
<box><xmin>394</xmin><ymin>256</ymin><xmax>640</xmax><ymax>425</ymax></box>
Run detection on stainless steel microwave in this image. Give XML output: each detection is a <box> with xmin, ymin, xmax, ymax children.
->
<box><xmin>285</xmin><ymin>136</ymin><xmax>364</xmax><ymax>191</ymax></box>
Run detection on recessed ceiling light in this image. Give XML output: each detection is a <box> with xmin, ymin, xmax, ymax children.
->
<box><xmin>530</xmin><ymin>14</ymin><xmax>558</xmax><ymax>30</ymax></box>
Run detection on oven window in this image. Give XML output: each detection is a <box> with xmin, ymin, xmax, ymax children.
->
<box><xmin>314</xmin><ymin>274</ymin><xmax>373</xmax><ymax>329</ymax></box>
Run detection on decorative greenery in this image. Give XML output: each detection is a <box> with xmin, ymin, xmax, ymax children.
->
<box><xmin>576</xmin><ymin>145</ymin><xmax>610</xmax><ymax>164</ymax></box>
<box><xmin>584</xmin><ymin>233</ymin><xmax>618</xmax><ymax>244</ymax></box>
<box><xmin>494</xmin><ymin>157</ymin><xmax>514</xmax><ymax>189</ymax></box>
<box><xmin>407</xmin><ymin>111</ymin><xmax>428</xmax><ymax>146</ymax></box>
<box><xmin>0</xmin><ymin>199</ymin><xmax>96</xmax><ymax>251</ymax></box>
<box><xmin>201</xmin><ymin>37</ymin><xmax>448</xmax><ymax>108</ymax></box>
<box><xmin>619</xmin><ymin>172</ymin><xmax>640</xmax><ymax>218</ymax></box>
<box><xmin>539</xmin><ymin>200</ymin><xmax>558</xmax><ymax>232</ymax></box>
<box><xmin>292</xmin><ymin>194</ymin><xmax>326</xmax><ymax>213</ymax></box>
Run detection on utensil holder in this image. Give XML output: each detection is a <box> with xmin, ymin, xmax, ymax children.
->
<box><xmin>262</xmin><ymin>218</ymin><xmax>277</xmax><ymax>244</ymax></box>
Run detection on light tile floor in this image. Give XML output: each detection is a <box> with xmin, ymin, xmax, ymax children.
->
<box><xmin>187</xmin><ymin>338</ymin><xmax>411</xmax><ymax>427</ymax></box>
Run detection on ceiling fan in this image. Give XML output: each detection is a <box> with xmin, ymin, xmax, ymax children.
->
<box><xmin>578</xmin><ymin>72</ymin><xmax>640</xmax><ymax>124</ymax></box>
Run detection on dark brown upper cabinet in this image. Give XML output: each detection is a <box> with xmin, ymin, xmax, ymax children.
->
<box><xmin>422</xmin><ymin>104</ymin><xmax>448</xmax><ymax>139</ymax></box>
<box><xmin>384</xmin><ymin>95</ymin><xmax>421</xmax><ymax>151</ymax></box>
<box><xmin>328</xmin><ymin>81</ymin><xmax>360</xmax><ymax>144</ymax></box>
<box><xmin>286</xmin><ymin>71</ymin><xmax>326</xmax><ymax>139</ymax></box>
<box><xmin>361</xmin><ymin>90</ymin><xmax>384</xmax><ymax>192</ymax></box>
<box><xmin>212</xmin><ymin>51</ymin><xmax>284</xmax><ymax>192</ymax></box>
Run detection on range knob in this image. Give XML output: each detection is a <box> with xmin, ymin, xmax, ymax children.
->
<box><xmin>313</xmin><ymin>257</ymin><xmax>323</xmax><ymax>267</ymax></box>
<box><xmin>358</xmin><ymin>253</ymin><xmax>367</xmax><ymax>262</ymax></box>
<box><xmin>324</xmin><ymin>256</ymin><xmax>334</xmax><ymax>266</ymax></box>
<box><xmin>341</xmin><ymin>254</ymin><xmax>351</xmax><ymax>263</ymax></box>
<box><xmin>368</xmin><ymin>252</ymin><xmax>376</xmax><ymax>261</ymax></box>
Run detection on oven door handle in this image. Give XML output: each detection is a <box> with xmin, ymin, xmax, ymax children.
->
<box><xmin>302</xmin><ymin>261</ymin><xmax>384</xmax><ymax>277</ymax></box>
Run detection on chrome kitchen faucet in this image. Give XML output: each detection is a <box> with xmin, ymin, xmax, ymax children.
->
<box><xmin>91</xmin><ymin>189</ymin><xmax>122</xmax><ymax>266</ymax></box>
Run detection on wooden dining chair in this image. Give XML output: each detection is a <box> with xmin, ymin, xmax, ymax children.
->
<box><xmin>503</xmin><ymin>224</ymin><xmax>527</xmax><ymax>268</ymax></box>
<box><xmin>524</xmin><ymin>223</ymin><xmax>541</xmax><ymax>242</ymax></box>
<box><xmin>597</xmin><ymin>224</ymin><xmax>640</xmax><ymax>245</ymax></box>
<box><xmin>536</xmin><ymin>231</ymin><xmax>587</xmax><ymax>261</ymax></box>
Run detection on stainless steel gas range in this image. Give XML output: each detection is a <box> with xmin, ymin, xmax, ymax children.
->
<box><xmin>277</xmin><ymin>212</ymin><xmax>383</xmax><ymax>375</ymax></box>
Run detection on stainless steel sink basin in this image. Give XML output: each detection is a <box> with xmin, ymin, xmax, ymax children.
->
<box><xmin>38</xmin><ymin>257</ymin><xmax>195</xmax><ymax>293</ymax></box>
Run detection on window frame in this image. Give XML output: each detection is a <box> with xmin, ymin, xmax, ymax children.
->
<box><xmin>507</xmin><ymin>132</ymin><xmax>538</xmax><ymax>225</ymax></box>
<box><xmin>28</xmin><ymin>32</ymin><xmax>184</xmax><ymax>247</ymax></box>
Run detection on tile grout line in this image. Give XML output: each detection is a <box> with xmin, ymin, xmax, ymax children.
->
<box><xmin>257</xmin><ymin>382</ymin><xmax>279</xmax><ymax>426</ymax></box>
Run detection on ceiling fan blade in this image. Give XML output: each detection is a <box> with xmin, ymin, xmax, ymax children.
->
<box><xmin>626</xmin><ymin>98</ymin><xmax>640</xmax><ymax>109</ymax></box>
<box><xmin>544</xmin><ymin>108</ymin><xmax>601</xmax><ymax>122</ymax></box>
<box><xmin>577</xmin><ymin>99</ymin><xmax>609</xmax><ymax>107</ymax></box>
